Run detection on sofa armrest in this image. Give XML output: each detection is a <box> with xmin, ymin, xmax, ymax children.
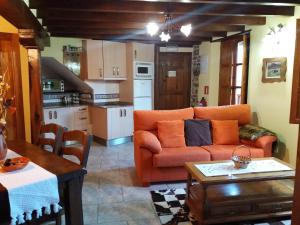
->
<box><xmin>134</xmin><ymin>131</ymin><xmax>162</xmax><ymax>154</ymax></box>
<box><xmin>240</xmin><ymin>135</ymin><xmax>277</xmax><ymax>157</ymax></box>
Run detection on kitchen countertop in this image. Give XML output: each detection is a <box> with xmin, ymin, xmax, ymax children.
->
<box><xmin>43</xmin><ymin>101</ymin><xmax>133</xmax><ymax>109</ymax></box>
<box><xmin>43</xmin><ymin>102</ymin><xmax>88</xmax><ymax>109</ymax></box>
<box><xmin>91</xmin><ymin>101</ymin><xmax>133</xmax><ymax>108</ymax></box>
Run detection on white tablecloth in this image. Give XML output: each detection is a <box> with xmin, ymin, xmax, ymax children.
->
<box><xmin>0</xmin><ymin>150</ymin><xmax>61</xmax><ymax>225</ymax></box>
<box><xmin>196</xmin><ymin>159</ymin><xmax>293</xmax><ymax>177</ymax></box>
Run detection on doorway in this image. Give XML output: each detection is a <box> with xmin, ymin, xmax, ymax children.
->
<box><xmin>154</xmin><ymin>51</ymin><xmax>192</xmax><ymax>110</ymax></box>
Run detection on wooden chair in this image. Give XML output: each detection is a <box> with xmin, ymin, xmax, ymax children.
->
<box><xmin>36</xmin><ymin>123</ymin><xmax>64</xmax><ymax>155</ymax></box>
<box><xmin>54</xmin><ymin>130</ymin><xmax>92</xmax><ymax>225</ymax></box>
<box><xmin>59</xmin><ymin>130</ymin><xmax>93</xmax><ymax>167</ymax></box>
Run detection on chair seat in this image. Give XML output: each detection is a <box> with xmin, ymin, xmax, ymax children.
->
<box><xmin>153</xmin><ymin>146</ymin><xmax>211</xmax><ymax>168</ymax></box>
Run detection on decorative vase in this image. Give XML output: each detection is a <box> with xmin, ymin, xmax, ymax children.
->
<box><xmin>0</xmin><ymin>125</ymin><xmax>7</xmax><ymax>160</ymax></box>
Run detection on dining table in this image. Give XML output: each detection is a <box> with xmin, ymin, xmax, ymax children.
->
<box><xmin>1</xmin><ymin>140</ymin><xmax>87</xmax><ymax>225</ymax></box>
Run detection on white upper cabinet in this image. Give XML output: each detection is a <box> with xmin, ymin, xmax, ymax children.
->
<box><xmin>81</xmin><ymin>40</ymin><xmax>104</xmax><ymax>80</ymax></box>
<box><xmin>82</xmin><ymin>40</ymin><xmax>127</xmax><ymax>80</ymax></box>
<box><xmin>103</xmin><ymin>41</ymin><xmax>127</xmax><ymax>80</ymax></box>
<box><xmin>132</xmin><ymin>42</ymin><xmax>154</xmax><ymax>62</ymax></box>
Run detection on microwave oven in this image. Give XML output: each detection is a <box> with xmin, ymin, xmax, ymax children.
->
<box><xmin>134</xmin><ymin>61</ymin><xmax>154</xmax><ymax>79</ymax></box>
<box><xmin>42</xmin><ymin>79</ymin><xmax>64</xmax><ymax>92</ymax></box>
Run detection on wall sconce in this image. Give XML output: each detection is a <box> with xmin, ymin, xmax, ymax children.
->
<box><xmin>267</xmin><ymin>23</ymin><xmax>285</xmax><ymax>44</ymax></box>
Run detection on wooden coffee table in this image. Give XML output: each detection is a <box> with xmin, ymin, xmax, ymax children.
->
<box><xmin>185</xmin><ymin>157</ymin><xmax>295</xmax><ymax>225</ymax></box>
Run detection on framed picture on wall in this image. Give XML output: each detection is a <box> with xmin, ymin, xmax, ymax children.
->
<box><xmin>262</xmin><ymin>57</ymin><xmax>287</xmax><ymax>83</ymax></box>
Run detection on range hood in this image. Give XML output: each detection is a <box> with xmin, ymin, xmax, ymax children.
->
<box><xmin>41</xmin><ymin>57</ymin><xmax>92</xmax><ymax>93</ymax></box>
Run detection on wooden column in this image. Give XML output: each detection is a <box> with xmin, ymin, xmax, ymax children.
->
<box><xmin>28</xmin><ymin>49</ymin><xmax>43</xmax><ymax>144</ymax></box>
<box><xmin>290</xmin><ymin>19</ymin><xmax>300</xmax><ymax>225</ymax></box>
<box><xmin>292</xmin><ymin>128</ymin><xmax>300</xmax><ymax>224</ymax></box>
<box><xmin>19</xmin><ymin>29</ymin><xmax>44</xmax><ymax>144</ymax></box>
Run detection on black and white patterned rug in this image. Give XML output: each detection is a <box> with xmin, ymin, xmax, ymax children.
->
<box><xmin>150</xmin><ymin>188</ymin><xmax>291</xmax><ymax>225</ymax></box>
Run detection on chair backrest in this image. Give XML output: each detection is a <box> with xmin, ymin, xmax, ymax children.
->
<box><xmin>60</xmin><ymin>130</ymin><xmax>92</xmax><ymax>167</ymax></box>
<box><xmin>36</xmin><ymin>123</ymin><xmax>64</xmax><ymax>155</ymax></box>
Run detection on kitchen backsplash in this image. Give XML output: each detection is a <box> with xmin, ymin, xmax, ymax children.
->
<box><xmin>43</xmin><ymin>92</ymin><xmax>80</xmax><ymax>104</ymax></box>
<box><xmin>83</xmin><ymin>80</ymin><xmax>120</xmax><ymax>103</ymax></box>
<box><xmin>80</xmin><ymin>93</ymin><xmax>120</xmax><ymax>103</ymax></box>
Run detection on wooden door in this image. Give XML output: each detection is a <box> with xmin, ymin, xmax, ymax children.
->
<box><xmin>219</xmin><ymin>39</ymin><xmax>234</xmax><ymax>106</ymax></box>
<box><xmin>0</xmin><ymin>33</ymin><xmax>25</xmax><ymax>140</ymax></box>
<box><xmin>155</xmin><ymin>52</ymin><xmax>191</xmax><ymax>110</ymax></box>
<box><xmin>218</xmin><ymin>34</ymin><xmax>249</xmax><ymax>106</ymax></box>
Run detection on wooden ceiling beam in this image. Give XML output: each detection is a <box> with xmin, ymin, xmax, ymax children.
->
<box><xmin>29</xmin><ymin>0</ymin><xmax>294</xmax><ymax>16</ymax></box>
<box><xmin>50</xmin><ymin>32</ymin><xmax>209</xmax><ymax>42</ymax></box>
<box><xmin>0</xmin><ymin>0</ymin><xmax>49</xmax><ymax>48</ymax></box>
<box><xmin>44</xmin><ymin>20</ymin><xmax>244</xmax><ymax>32</ymax></box>
<box><xmin>47</xmin><ymin>27</ymin><xmax>226</xmax><ymax>37</ymax></box>
<box><xmin>37</xmin><ymin>10</ymin><xmax>266</xmax><ymax>26</ymax></box>
<box><xmin>118</xmin><ymin>0</ymin><xmax>300</xmax><ymax>6</ymax></box>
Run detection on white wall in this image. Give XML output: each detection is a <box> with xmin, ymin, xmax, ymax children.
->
<box><xmin>198</xmin><ymin>42</ymin><xmax>220</xmax><ymax>106</ymax></box>
<box><xmin>197</xmin><ymin>7</ymin><xmax>300</xmax><ymax>166</ymax></box>
<box><xmin>42</xmin><ymin>37</ymin><xmax>82</xmax><ymax>64</ymax></box>
<box><xmin>42</xmin><ymin>37</ymin><xmax>120</xmax><ymax>96</ymax></box>
<box><xmin>246</xmin><ymin>8</ymin><xmax>300</xmax><ymax>165</ymax></box>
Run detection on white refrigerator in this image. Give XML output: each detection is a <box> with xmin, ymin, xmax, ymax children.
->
<box><xmin>133</xmin><ymin>79</ymin><xmax>153</xmax><ymax>110</ymax></box>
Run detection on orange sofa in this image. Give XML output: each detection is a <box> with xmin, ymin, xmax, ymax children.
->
<box><xmin>134</xmin><ymin>104</ymin><xmax>277</xmax><ymax>186</ymax></box>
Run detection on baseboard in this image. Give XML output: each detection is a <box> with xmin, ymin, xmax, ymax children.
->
<box><xmin>93</xmin><ymin>135</ymin><xmax>132</xmax><ymax>146</ymax></box>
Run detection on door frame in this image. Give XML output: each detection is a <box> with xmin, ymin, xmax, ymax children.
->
<box><xmin>0</xmin><ymin>32</ymin><xmax>25</xmax><ymax>140</ymax></box>
<box><xmin>154</xmin><ymin>45</ymin><xmax>192</xmax><ymax>109</ymax></box>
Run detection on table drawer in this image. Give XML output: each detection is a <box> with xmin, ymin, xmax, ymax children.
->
<box><xmin>209</xmin><ymin>204</ymin><xmax>252</xmax><ymax>217</ymax></box>
<box><xmin>257</xmin><ymin>201</ymin><xmax>292</xmax><ymax>213</ymax></box>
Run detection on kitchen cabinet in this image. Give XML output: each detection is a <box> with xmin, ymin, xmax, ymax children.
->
<box><xmin>43</xmin><ymin>106</ymin><xmax>90</xmax><ymax>132</ymax></box>
<box><xmin>90</xmin><ymin>106</ymin><xmax>133</xmax><ymax>144</ymax></box>
<box><xmin>103</xmin><ymin>41</ymin><xmax>126</xmax><ymax>79</ymax></box>
<box><xmin>81</xmin><ymin>40</ymin><xmax>104</xmax><ymax>80</ymax></box>
<box><xmin>82</xmin><ymin>40</ymin><xmax>127</xmax><ymax>80</ymax></box>
<box><xmin>132</xmin><ymin>42</ymin><xmax>154</xmax><ymax>62</ymax></box>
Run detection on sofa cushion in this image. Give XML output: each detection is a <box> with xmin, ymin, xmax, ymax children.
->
<box><xmin>211</xmin><ymin>120</ymin><xmax>239</xmax><ymax>145</ymax></box>
<box><xmin>134</xmin><ymin>130</ymin><xmax>162</xmax><ymax>154</ymax></box>
<box><xmin>184</xmin><ymin>119</ymin><xmax>212</xmax><ymax>146</ymax></box>
<box><xmin>134</xmin><ymin>107</ymin><xmax>194</xmax><ymax>131</ymax></box>
<box><xmin>157</xmin><ymin>120</ymin><xmax>186</xmax><ymax>148</ymax></box>
<box><xmin>194</xmin><ymin>104</ymin><xmax>251</xmax><ymax>126</ymax></box>
<box><xmin>153</xmin><ymin>147</ymin><xmax>211</xmax><ymax>168</ymax></box>
<box><xmin>202</xmin><ymin>145</ymin><xmax>264</xmax><ymax>161</ymax></box>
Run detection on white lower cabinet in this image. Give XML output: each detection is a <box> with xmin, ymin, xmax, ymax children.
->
<box><xmin>90</xmin><ymin>106</ymin><xmax>133</xmax><ymax>141</ymax></box>
<box><xmin>43</xmin><ymin>106</ymin><xmax>90</xmax><ymax>132</ymax></box>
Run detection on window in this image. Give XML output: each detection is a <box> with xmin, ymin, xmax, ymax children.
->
<box><xmin>218</xmin><ymin>34</ymin><xmax>250</xmax><ymax>106</ymax></box>
<box><xmin>231</xmin><ymin>41</ymin><xmax>244</xmax><ymax>105</ymax></box>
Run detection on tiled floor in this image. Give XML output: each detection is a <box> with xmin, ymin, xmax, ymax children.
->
<box><xmin>67</xmin><ymin>142</ymin><xmax>185</xmax><ymax>225</ymax></box>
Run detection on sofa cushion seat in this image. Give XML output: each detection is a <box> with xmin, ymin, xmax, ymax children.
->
<box><xmin>201</xmin><ymin>145</ymin><xmax>264</xmax><ymax>161</ymax></box>
<box><xmin>153</xmin><ymin>147</ymin><xmax>211</xmax><ymax>168</ymax></box>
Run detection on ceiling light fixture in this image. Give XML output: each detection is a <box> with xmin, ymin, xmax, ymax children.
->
<box><xmin>160</xmin><ymin>32</ymin><xmax>171</xmax><ymax>42</ymax></box>
<box><xmin>146</xmin><ymin>14</ymin><xmax>192</xmax><ymax>42</ymax></box>
<box><xmin>146</xmin><ymin>22</ymin><xmax>159</xmax><ymax>36</ymax></box>
<box><xmin>180</xmin><ymin>24</ymin><xmax>192</xmax><ymax>37</ymax></box>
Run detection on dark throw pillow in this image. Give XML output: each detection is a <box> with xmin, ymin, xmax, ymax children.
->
<box><xmin>184</xmin><ymin>119</ymin><xmax>212</xmax><ymax>146</ymax></box>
